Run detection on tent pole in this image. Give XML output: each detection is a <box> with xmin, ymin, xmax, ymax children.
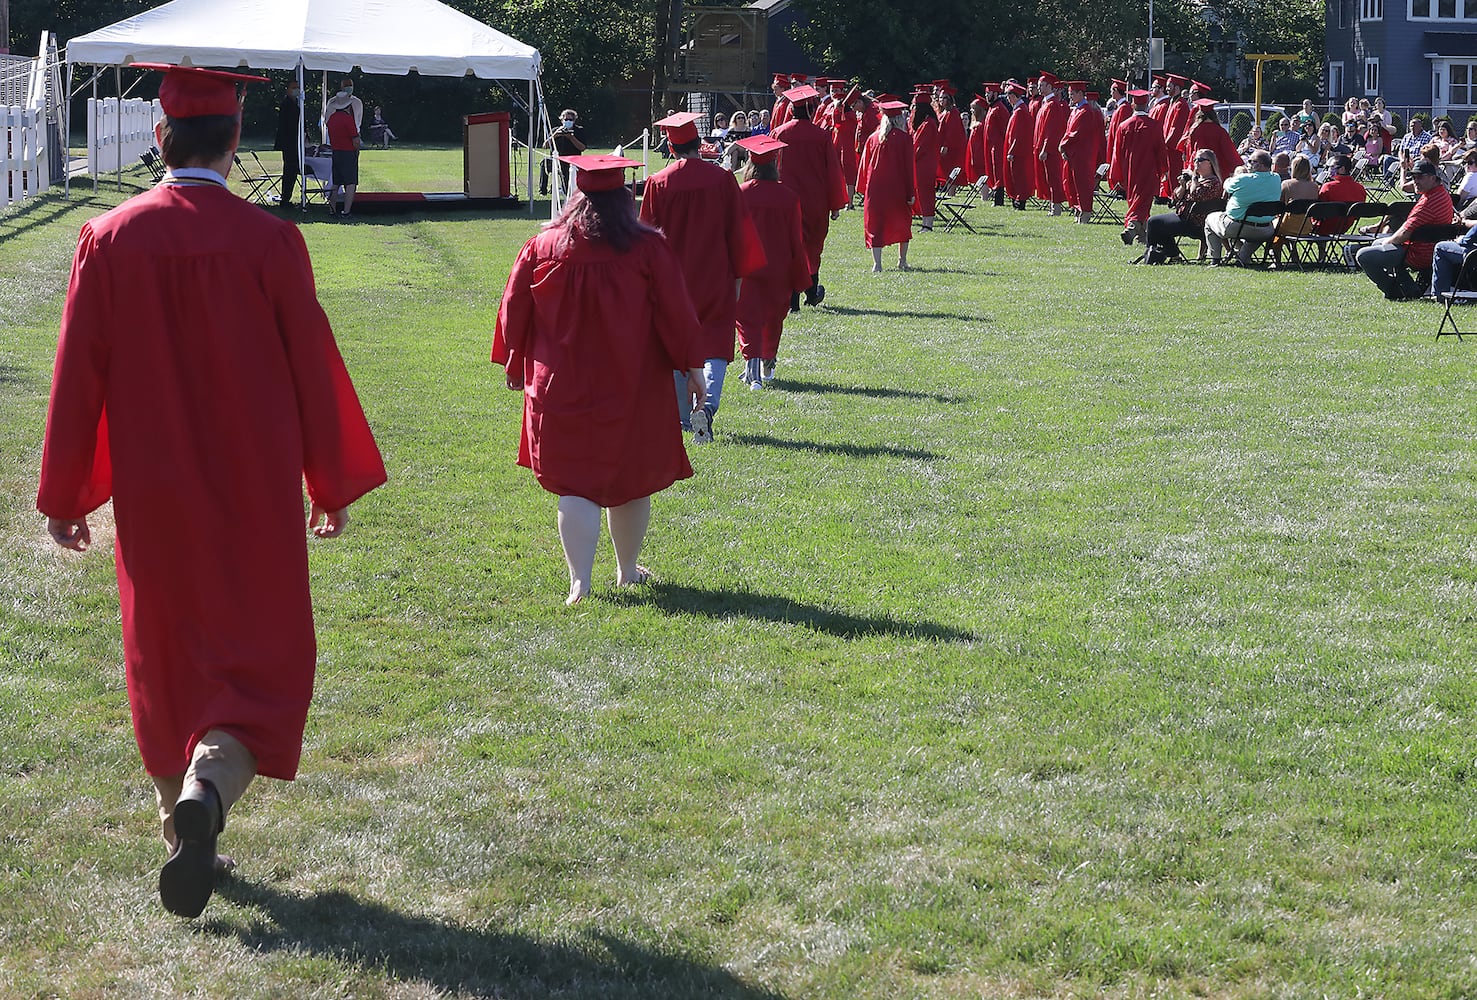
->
<box><xmin>115</xmin><ymin>64</ymin><xmax>122</xmax><ymax>192</ymax></box>
<box><xmin>527</xmin><ymin>77</ymin><xmax>535</xmax><ymax>217</ymax></box>
<box><xmin>297</xmin><ymin>60</ymin><xmax>306</xmax><ymax>210</ymax></box>
<box><xmin>65</xmin><ymin>60</ymin><xmax>73</xmax><ymax>199</ymax></box>
<box><xmin>91</xmin><ymin>71</ymin><xmax>97</xmax><ymax>193</ymax></box>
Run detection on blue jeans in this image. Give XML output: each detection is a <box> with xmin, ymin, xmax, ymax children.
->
<box><xmin>674</xmin><ymin>359</ymin><xmax>727</xmax><ymax>429</ymax></box>
<box><xmin>1356</xmin><ymin>242</ymin><xmax>1423</xmax><ymax>300</ymax></box>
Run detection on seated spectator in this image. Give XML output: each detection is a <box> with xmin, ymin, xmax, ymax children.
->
<box><xmin>1429</xmin><ymin>217</ymin><xmax>1477</xmax><ymax>297</ymax></box>
<box><xmin>1355</xmin><ymin>126</ymin><xmax>1385</xmax><ymax>175</ymax></box>
<box><xmin>1313</xmin><ymin>153</ymin><xmax>1367</xmax><ymax>234</ymax></box>
<box><xmin>753</xmin><ymin>109</ymin><xmax>771</xmax><ymax>135</ymax></box>
<box><xmin>727</xmin><ymin>111</ymin><xmax>750</xmax><ymax>140</ymax></box>
<box><xmin>1295</xmin><ymin>99</ymin><xmax>1319</xmax><ymax>128</ymax></box>
<box><xmin>1272</xmin><ymin>118</ymin><xmax>1300</xmax><ymax>155</ymax></box>
<box><xmin>365</xmin><ymin>105</ymin><xmax>397</xmax><ymax>148</ymax></box>
<box><xmin>1461</xmin><ymin>118</ymin><xmax>1477</xmax><ymax>153</ymax></box>
<box><xmin>1238</xmin><ymin>124</ymin><xmax>1269</xmax><ymax>158</ymax></box>
<box><xmin>1270</xmin><ymin>155</ymin><xmax>1322</xmax><ymax>264</ymax></box>
<box><xmin>722</xmin><ymin>113</ymin><xmax>751</xmax><ymax>171</ymax></box>
<box><xmin>1334</xmin><ymin>120</ymin><xmax>1365</xmax><ymax>157</ymax></box>
<box><xmin>1141</xmin><ymin>148</ymin><xmax>1224</xmax><ymax>264</ymax></box>
<box><xmin>1434</xmin><ymin>119</ymin><xmax>1462</xmax><ymax>159</ymax></box>
<box><xmin>1272</xmin><ymin>151</ymin><xmax>1292</xmax><ymax>179</ymax></box>
<box><xmin>1397</xmin><ymin>143</ymin><xmax>1452</xmax><ymax>194</ymax></box>
<box><xmin>1372</xmin><ymin>97</ymin><xmax>1393</xmax><ymax>132</ymax></box>
<box><xmin>1205</xmin><ymin>150</ymin><xmax>1283</xmax><ymax>266</ymax></box>
<box><xmin>1342</xmin><ymin>97</ymin><xmax>1362</xmax><ymax>126</ymax></box>
<box><xmin>1356</xmin><ymin>160</ymin><xmax>1455</xmax><ymax>300</ymax></box>
<box><xmin>1385</xmin><ymin>114</ymin><xmax>1433</xmax><ymax>175</ymax></box>
<box><xmin>1454</xmin><ymin>149</ymin><xmax>1477</xmax><ymax>210</ymax></box>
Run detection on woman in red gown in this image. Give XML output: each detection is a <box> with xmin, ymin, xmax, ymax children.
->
<box><xmin>910</xmin><ymin>93</ymin><xmax>941</xmax><ymax>230</ymax></box>
<box><xmin>857</xmin><ymin>100</ymin><xmax>916</xmax><ymax>271</ymax></box>
<box><xmin>733</xmin><ymin>135</ymin><xmax>812</xmax><ymax>388</ymax></box>
<box><xmin>493</xmin><ymin>155</ymin><xmax>707</xmax><ymax>605</ymax></box>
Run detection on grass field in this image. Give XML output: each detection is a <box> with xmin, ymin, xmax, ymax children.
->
<box><xmin>4</xmin><ymin>146</ymin><xmax>1477</xmax><ymax>999</ymax></box>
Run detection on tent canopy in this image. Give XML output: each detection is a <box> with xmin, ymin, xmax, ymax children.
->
<box><xmin>66</xmin><ymin>0</ymin><xmax>541</xmax><ymax>80</ymax></box>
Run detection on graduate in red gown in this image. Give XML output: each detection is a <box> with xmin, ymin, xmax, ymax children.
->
<box><xmin>1158</xmin><ymin>74</ymin><xmax>1193</xmax><ymax>196</ymax></box>
<box><xmin>965</xmin><ymin>93</ymin><xmax>988</xmax><ymax>186</ymax></box>
<box><xmin>934</xmin><ymin>80</ymin><xmax>967</xmax><ymax>186</ymax></box>
<box><xmin>854</xmin><ymin>91</ymin><xmax>881</xmax><ymax>165</ymax></box>
<box><xmin>983</xmin><ymin>82</ymin><xmax>1010</xmax><ymax>205</ymax></box>
<box><xmin>909</xmin><ymin>89</ymin><xmax>941</xmax><ymax>229</ymax></box>
<box><xmin>772</xmin><ymin>84</ymin><xmax>849</xmax><ymax>307</ymax></box>
<box><xmin>769</xmin><ymin>74</ymin><xmax>792</xmax><ymax>131</ymax></box>
<box><xmin>1058</xmin><ymin>81</ymin><xmax>1103</xmax><ymax>223</ymax></box>
<box><xmin>831</xmin><ymin>84</ymin><xmax>862</xmax><ymax>203</ymax></box>
<box><xmin>640</xmin><ymin>112</ymin><xmax>766</xmax><ymax>446</ymax></box>
<box><xmin>1178</xmin><ymin>98</ymin><xmax>1243</xmax><ymax>184</ymax></box>
<box><xmin>1105</xmin><ymin>78</ymin><xmax>1135</xmax><ymax>190</ymax></box>
<box><xmin>38</xmin><ymin>64</ymin><xmax>386</xmax><ymax>919</ymax></box>
<box><xmin>1116</xmin><ymin>90</ymin><xmax>1169</xmax><ymax>244</ymax></box>
<box><xmin>1003</xmin><ymin>81</ymin><xmax>1035</xmax><ymax>209</ymax></box>
<box><xmin>857</xmin><ymin>100</ymin><xmax>916</xmax><ymax>270</ymax></box>
<box><xmin>1032</xmin><ymin>72</ymin><xmax>1069</xmax><ymax>214</ymax></box>
<box><xmin>732</xmin><ymin>135</ymin><xmax>812</xmax><ymax>389</ymax></box>
<box><xmin>495</xmin><ymin>155</ymin><xmax>705</xmax><ymax>606</ymax></box>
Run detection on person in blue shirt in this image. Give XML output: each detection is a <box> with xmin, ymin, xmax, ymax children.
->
<box><xmin>1204</xmin><ymin>150</ymin><xmax>1283</xmax><ymax>265</ymax></box>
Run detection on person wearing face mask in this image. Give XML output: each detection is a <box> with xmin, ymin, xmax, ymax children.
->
<box><xmin>541</xmin><ymin>109</ymin><xmax>587</xmax><ymax>196</ymax></box>
<box><xmin>322</xmin><ymin>78</ymin><xmax>363</xmax><ymax>216</ymax></box>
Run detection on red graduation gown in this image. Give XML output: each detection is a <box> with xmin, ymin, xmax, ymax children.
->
<box><xmin>911</xmin><ymin>118</ymin><xmax>941</xmax><ymax>217</ymax></box>
<box><xmin>965</xmin><ymin>120</ymin><xmax>986</xmax><ymax>184</ymax></box>
<box><xmin>1105</xmin><ymin>101</ymin><xmax>1134</xmax><ymax>188</ymax></box>
<box><xmin>771</xmin><ymin>96</ymin><xmax>792</xmax><ymax>131</ymax></box>
<box><xmin>1033</xmin><ymin>95</ymin><xmax>1068</xmax><ymax>201</ymax></box>
<box><xmin>1003</xmin><ymin>102</ymin><xmax>1035</xmax><ymax>201</ymax></box>
<box><xmin>830</xmin><ymin>106</ymin><xmax>860</xmax><ymax>186</ymax></box>
<box><xmin>984</xmin><ymin>98</ymin><xmax>1010</xmax><ymax>189</ymax></box>
<box><xmin>855</xmin><ymin>103</ymin><xmax>881</xmax><ymax>159</ymax></box>
<box><xmin>1060</xmin><ymin>101</ymin><xmax>1104</xmax><ymax>213</ymax></box>
<box><xmin>937</xmin><ymin>108</ymin><xmax>966</xmax><ymax>184</ymax></box>
<box><xmin>492</xmin><ymin>229</ymin><xmax>702</xmax><ymax>508</ymax></box>
<box><xmin>1116</xmin><ymin>112</ymin><xmax>1168</xmax><ymax>223</ymax></box>
<box><xmin>639</xmin><ymin>157</ymin><xmax>766</xmax><ymax>362</ymax></box>
<box><xmin>1160</xmin><ymin>96</ymin><xmax>1192</xmax><ymax>195</ymax></box>
<box><xmin>1178</xmin><ymin>119</ymin><xmax>1243</xmax><ymax>181</ymax></box>
<box><xmin>857</xmin><ymin>129</ymin><xmax>915</xmax><ymax>248</ymax></box>
<box><xmin>772</xmin><ymin>117</ymin><xmax>849</xmax><ymax>273</ymax></box>
<box><xmin>37</xmin><ymin>183</ymin><xmax>386</xmax><ymax>782</ymax></box>
<box><xmin>735</xmin><ymin>179</ymin><xmax>811</xmax><ymax>361</ymax></box>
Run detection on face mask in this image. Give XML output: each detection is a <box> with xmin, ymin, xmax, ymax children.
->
<box><xmin>342</xmin><ymin>87</ymin><xmax>353</xmax><ymax>96</ymax></box>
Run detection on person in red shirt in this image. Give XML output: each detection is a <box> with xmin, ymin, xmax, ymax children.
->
<box><xmin>323</xmin><ymin>79</ymin><xmax>362</xmax><ymax>216</ymax></box>
<box><xmin>1313</xmin><ymin>153</ymin><xmax>1368</xmax><ymax>234</ymax></box>
<box><xmin>772</xmin><ymin>84</ymin><xmax>849</xmax><ymax>308</ymax></box>
<box><xmin>1355</xmin><ymin>159</ymin><xmax>1454</xmax><ymax>299</ymax></box>
<box><xmin>1003</xmin><ymin>81</ymin><xmax>1035</xmax><ymax>210</ymax></box>
<box><xmin>495</xmin><ymin>155</ymin><xmax>706</xmax><ymax>604</ymax></box>
<box><xmin>1116</xmin><ymin>90</ymin><xmax>1169</xmax><ymax>243</ymax></box>
<box><xmin>857</xmin><ymin>100</ymin><xmax>916</xmax><ymax>270</ymax></box>
<box><xmin>39</xmin><ymin>64</ymin><xmax>386</xmax><ymax>919</ymax></box>
<box><xmin>733</xmin><ymin>135</ymin><xmax>812</xmax><ymax>388</ymax></box>
<box><xmin>640</xmin><ymin>112</ymin><xmax>766</xmax><ymax>444</ymax></box>
<box><xmin>1058</xmin><ymin>81</ymin><xmax>1102</xmax><ymax>223</ymax></box>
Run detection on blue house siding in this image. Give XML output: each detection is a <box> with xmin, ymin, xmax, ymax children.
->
<box><xmin>1329</xmin><ymin>0</ymin><xmax>1477</xmax><ymax>116</ymax></box>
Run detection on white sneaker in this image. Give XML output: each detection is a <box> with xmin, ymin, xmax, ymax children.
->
<box><xmin>690</xmin><ymin>407</ymin><xmax>712</xmax><ymax>445</ymax></box>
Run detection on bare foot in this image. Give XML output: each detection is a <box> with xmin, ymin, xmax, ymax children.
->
<box><xmin>617</xmin><ymin>565</ymin><xmax>655</xmax><ymax>587</ymax></box>
<box><xmin>566</xmin><ymin>584</ymin><xmax>590</xmax><ymax>606</ymax></box>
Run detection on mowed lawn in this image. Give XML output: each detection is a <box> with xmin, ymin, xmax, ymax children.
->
<box><xmin>3</xmin><ymin>146</ymin><xmax>1477</xmax><ymax>999</ymax></box>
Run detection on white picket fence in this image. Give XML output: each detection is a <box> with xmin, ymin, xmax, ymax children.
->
<box><xmin>86</xmin><ymin>97</ymin><xmax>163</xmax><ymax>177</ymax></box>
<box><xmin>1</xmin><ymin>105</ymin><xmax>47</xmax><ymax>207</ymax></box>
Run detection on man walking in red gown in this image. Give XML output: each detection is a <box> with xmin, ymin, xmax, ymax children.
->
<box><xmin>37</xmin><ymin>63</ymin><xmax>386</xmax><ymax>919</ymax></box>
<box><xmin>772</xmin><ymin>84</ymin><xmax>848</xmax><ymax>309</ymax></box>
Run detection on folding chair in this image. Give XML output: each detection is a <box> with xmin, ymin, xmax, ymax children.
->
<box><xmin>233</xmin><ymin>153</ymin><xmax>279</xmax><ymax>205</ymax></box>
<box><xmin>1090</xmin><ymin>171</ymin><xmax>1124</xmax><ymax>225</ymax></box>
<box><xmin>1265</xmin><ymin>197</ymin><xmax>1318</xmax><ymax>267</ymax></box>
<box><xmin>138</xmin><ymin>148</ymin><xmax>165</xmax><ymax>183</ymax></box>
<box><xmin>935</xmin><ymin>167</ymin><xmax>979</xmax><ymax>233</ymax></box>
<box><xmin>1222</xmin><ymin>200</ymin><xmax>1283</xmax><ymax>266</ymax></box>
<box><xmin>300</xmin><ymin>158</ymin><xmax>334</xmax><ymax>206</ymax></box>
<box><xmin>1436</xmin><ymin>247</ymin><xmax>1477</xmax><ymax>340</ymax></box>
<box><xmin>1280</xmin><ymin>201</ymin><xmax>1354</xmax><ymax>269</ymax></box>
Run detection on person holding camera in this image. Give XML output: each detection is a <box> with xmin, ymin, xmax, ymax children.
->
<box><xmin>541</xmin><ymin>109</ymin><xmax>588</xmax><ymax>196</ymax></box>
<box><xmin>1140</xmin><ymin>148</ymin><xmax>1224</xmax><ymax>263</ymax></box>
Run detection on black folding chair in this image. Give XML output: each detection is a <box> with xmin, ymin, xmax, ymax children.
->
<box><xmin>1334</xmin><ymin>201</ymin><xmax>1392</xmax><ymax>267</ymax></box>
<box><xmin>935</xmin><ymin>167</ymin><xmax>979</xmax><ymax>233</ymax></box>
<box><xmin>1221</xmin><ymin>200</ymin><xmax>1283</xmax><ymax>266</ymax></box>
<box><xmin>233</xmin><ymin>153</ymin><xmax>279</xmax><ymax>205</ymax></box>
<box><xmin>138</xmin><ymin>148</ymin><xmax>165</xmax><ymax>183</ymax></box>
<box><xmin>1278</xmin><ymin>200</ymin><xmax>1353</xmax><ymax>269</ymax></box>
<box><xmin>1436</xmin><ymin>246</ymin><xmax>1477</xmax><ymax>340</ymax></box>
<box><xmin>1264</xmin><ymin>197</ymin><xmax>1317</xmax><ymax>267</ymax></box>
<box><xmin>1090</xmin><ymin>171</ymin><xmax>1124</xmax><ymax>225</ymax></box>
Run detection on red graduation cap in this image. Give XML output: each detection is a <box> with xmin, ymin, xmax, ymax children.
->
<box><xmin>1037</xmin><ymin>71</ymin><xmax>1058</xmax><ymax>84</ymax></box>
<box><xmin>878</xmin><ymin>100</ymin><xmax>909</xmax><ymax>115</ymax></box>
<box><xmin>789</xmin><ymin>73</ymin><xmax>808</xmax><ymax>83</ymax></box>
<box><xmin>1165</xmin><ymin>72</ymin><xmax>1189</xmax><ymax>86</ymax></box>
<box><xmin>1006</xmin><ymin>81</ymin><xmax>1027</xmax><ymax>96</ymax></box>
<box><xmin>983</xmin><ymin>81</ymin><xmax>1000</xmax><ymax>93</ymax></box>
<box><xmin>876</xmin><ymin>93</ymin><xmax>903</xmax><ymax>104</ymax></box>
<box><xmin>1111</xmin><ymin>78</ymin><xmax>1128</xmax><ymax>88</ymax></box>
<box><xmin>1087</xmin><ymin>91</ymin><xmax>1101</xmax><ymax>101</ymax></box>
<box><xmin>1129</xmin><ymin>89</ymin><xmax>1151</xmax><ymax>104</ymax></box>
<box><xmin>1064</xmin><ymin>81</ymin><xmax>1087</xmax><ymax>90</ymax></box>
<box><xmin>783</xmin><ymin>84</ymin><xmax>821</xmax><ymax>103</ymax></box>
<box><xmin>843</xmin><ymin>85</ymin><xmax>862</xmax><ymax>104</ymax></box>
<box><xmin>1193</xmin><ymin>97</ymin><xmax>1218</xmax><ymax>109</ymax></box>
<box><xmin>933</xmin><ymin>79</ymin><xmax>956</xmax><ymax>94</ymax></box>
<box><xmin>734</xmin><ymin>133</ymin><xmax>787</xmax><ymax>164</ymax></box>
<box><xmin>131</xmin><ymin>62</ymin><xmax>266</xmax><ymax>118</ymax></box>
<box><xmin>772</xmin><ymin>72</ymin><xmax>789</xmax><ymax>85</ymax></box>
<box><xmin>655</xmin><ymin>111</ymin><xmax>701</xmax><ymax>145</ymax></box>
<box><xmin>814</xmin><ymin>76</ymin><xmax>830</xmax><ymax>88</ymax></box>
<box><xmin>1151</xmin><ymin>73</ymin><xmax>1167</xmax><ymax>84</ymax></box>
<box><xmin>830</xmin><ymin>79</ymin><xmax>848</xmax><ymax>92</ymax></box>
<box><xmin>1190</xmin><ymin>79</ymin><xmax>1212</xmax><ymax>92</ymax></box>
<box><xmin>560</xmin><ymin>154</ymin><xmax>639</xmax><ymax>193</ymax></box>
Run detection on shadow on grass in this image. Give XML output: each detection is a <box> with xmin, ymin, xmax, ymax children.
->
<box><xmin>0</xmin><ymin>360</ymin><xmax>27</xmax><ymax>386</ymax></box>
<box><xmin>612</xmin><ymin>583</ymin><xmax>978</xmax><ymax>642</ymax></box>
<box><xmin>776</xmin><ymin>378</ymin><xmax>965</xmax><ymax>405</ymax></box>
<box><xmin>822</xmin><ymin>304</ymin><xmax>989</xmax><ymax>323</ymax></box>
<box><xmin>210</xmin><ymin>881</ymin><xmax>786</xmax><ymax>1000</ymax></box>
<box><xmin>0</xmin><ymin>189</ymin><xmax>125</xmax><ymax>241</ymax></box>
<box><xmin>725</xmin><ymin>432</ymin><xmax>938</xmax><ymax>461</ymax></box>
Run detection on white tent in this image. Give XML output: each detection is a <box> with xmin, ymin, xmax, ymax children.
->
<box><xmin>66</xmin><ymin>0</ymin><xmax>546</xmax><ymax>210</ymax></box>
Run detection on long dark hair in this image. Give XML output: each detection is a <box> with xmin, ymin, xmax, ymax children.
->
<box><xmin>910</xmin><ymin>101</ymin><xmax>936</xmax><ymax>132</ymax></box>
<box><xmin>544</xmin><ymin>187</ymin><xmax>658</xmax><ymax>254</ymax></box>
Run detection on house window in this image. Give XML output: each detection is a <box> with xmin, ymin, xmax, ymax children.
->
<box><xmin>1450</xmin><ymin>62</ymin><xmax>1477</xmax><ymax>105</ymax></box>
<box><xmin>1362</xmin><ymin>0</ymin><xmax>1383</xmax><ymax>17</ymax></box>
<box><xmin>1366</xmin><ymin>57</ymin><xmax>1381</xmax><ymax>95</ymax></box>
<box><xmin>1335</xmin><ymin>0</ymin><xmax>1347</xmax><ymax>26</ymax></box>
<box><xmin>1330</xmin><ymin>62</ymin><xmax>1346</xmax><ymax>102</ymax></box>
<box><xmin>1410</xmin><ymin>0</ymin><xmax>1475</xmax><ymax>16</ymax></box>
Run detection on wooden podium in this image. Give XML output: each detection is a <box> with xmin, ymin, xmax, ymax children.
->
<box><xmin>463</xmin><ymin>112</ymin><xmax>511</xmax><ymax>198</ymax></box>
